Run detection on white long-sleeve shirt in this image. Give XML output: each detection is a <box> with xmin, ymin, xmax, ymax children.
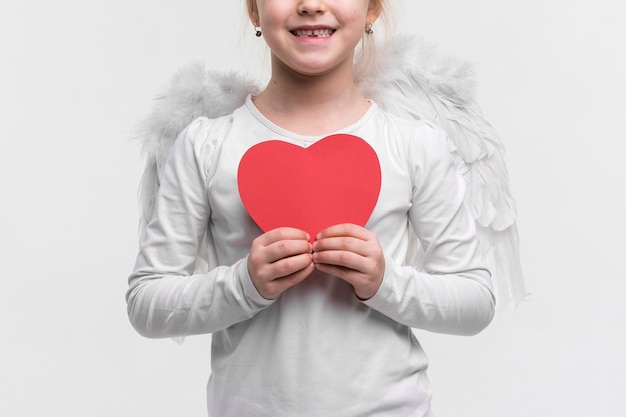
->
<box><xmin>127</xmin><ymin>96</ymin><xmax>495</xmax><ymax>417</ymax></box>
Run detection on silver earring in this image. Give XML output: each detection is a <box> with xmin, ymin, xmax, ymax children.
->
<box><xmin>365</xmin><ymin>23</ymin><xmax>374</xmax><ymax>35</ymax></box>
<box><xmin>255</xmin><ymin>26</ymin><xmax>262</xmax><ymax>37</ymax></box>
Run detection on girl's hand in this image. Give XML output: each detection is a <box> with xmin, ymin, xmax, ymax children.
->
<box><xmin>312</xmin><ymin>224</ymin><xmax>385</xmax><ymax>300</ymax></box>
<box><xmin>248</xmin><ymin>227</ymin><xmax>314</xmax><ymax>300</ymax></box>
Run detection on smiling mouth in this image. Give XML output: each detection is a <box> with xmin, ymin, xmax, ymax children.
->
<box><xmin>291</xmin><ymin>28</ymin><xmax>336</xmax><ymax>38</ymax></box>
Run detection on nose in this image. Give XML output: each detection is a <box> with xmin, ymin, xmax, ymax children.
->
<box><xmin>297</xmin><ymin>0</ymin><xmax>326</xmax><ymax>15</ymax></box>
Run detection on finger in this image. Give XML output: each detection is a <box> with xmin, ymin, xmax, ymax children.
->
<box><xmin>274</xmin><ymin>261</ymin><xmax>315</xmax><ymax>287</ymax></box>
<box><xmin>315</xmin><ymin>223</ymin><xmax>371</xmax><ymax>241</ymax></box>
<box><xmin>312</xmin><ymin>235</ymin><xmax>368</xmax><ymax>256</ymax></box>
<box><xmin>315</xmin><ymin>261</ymin><xmax>382</xmax><ymax>301</ymax></box>
<box><xmin>269</xmin><ymin>252</ymin><xmax>314</xmax><ymax>279</ymax></box>
<box><xmin>249</xmin><ymin>241</ymin><xmax>312</xmax><ymax>281</ymax></box>
<box><xmin>264</xmin><ymin>239</ymin><xmax>313</xmax><ymax>264</ymax></box>
<box><xmin>260</xmin><ymin>260</ymin><xmax>315</xmax><ymax>299</ymax></box>
<box><xmin>313</xmin><ymin>248</ymin><xmax>367</xmax><ymax>272</ymax></box>
<box><xmin>251</xmin><ymin>228</ymin><xmax>312</xmax><ymax>266</ymax></box>
<box><xmin>257</xmin><ymin>227</ymin><xmax>310</xmax><ymax>246</ymax></box>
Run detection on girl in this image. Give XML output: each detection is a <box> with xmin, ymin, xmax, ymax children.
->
<box><xmin>127</xmin><ymin>0</ymin><xmax>503</xmax><ymax>415</ymax></box>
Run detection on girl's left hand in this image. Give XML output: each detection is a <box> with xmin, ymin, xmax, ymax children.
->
<box><xmin>312</xmin><ymin>224</ymin><xmax>385</xmax><ymax>300</ymax></box>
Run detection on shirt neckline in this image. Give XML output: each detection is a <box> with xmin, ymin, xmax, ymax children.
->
<box><xmin>244</xmin><ymin>95</ymin><xmax>378</xmax><ymax>143</ymax></box>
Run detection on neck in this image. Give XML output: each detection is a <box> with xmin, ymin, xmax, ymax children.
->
<box><xmin>252</xmin><ymin>55</ymin><xmax>370</xmax><ymax>136</ymax></box>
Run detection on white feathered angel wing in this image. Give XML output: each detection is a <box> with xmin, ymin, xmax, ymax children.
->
<box><xmin>356</xmin><ymin>36</ymin><xmax>525</xmax><ymax>308</ymax></box>
<box><xmin>135</xmin><ymin>67</ymin><xmax>259</xmax><ymax>344</ymax></box>
<box><xmin>135</xmin><ymin>35</ymin><xmax>524</xmax><ymax>310</ymax></box>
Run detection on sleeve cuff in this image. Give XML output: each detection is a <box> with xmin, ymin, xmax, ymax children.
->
<box><xmin>360</xmin><ymin>253</ymin><xmax>395</xmax><ymax>310</ymax></box>
<box><xmin>238</xmin><ymin>257</ymin><xmax>276</xmax><ymax>308</ymax></box>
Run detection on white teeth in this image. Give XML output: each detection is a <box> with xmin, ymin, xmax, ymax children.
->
<box><xmin>293</xmin><ymin>29</ymin><xmax>334</xmax><ymax>37</ymax></box>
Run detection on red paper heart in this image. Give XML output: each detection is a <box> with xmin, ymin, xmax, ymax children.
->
<box><xmin>237</xmin><ymin>134</ymin><xmax>381</xmax><ymax>242</ymax></box>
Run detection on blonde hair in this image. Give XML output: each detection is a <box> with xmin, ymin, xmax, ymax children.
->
<box><xmin>355</xmin><ymin>0</ymin><xmax>398</xmax><ymax>80</ymax></box>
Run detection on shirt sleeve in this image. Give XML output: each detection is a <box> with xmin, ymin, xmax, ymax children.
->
<box><xmin>126</xmin><ymin>118</ymin><xmax>273</xmax><ymax>339</ymax></box>
<box><xmin>363</xmin><ymin>124</ymin><xmax>495</xmax><ymax>336</ymax></box>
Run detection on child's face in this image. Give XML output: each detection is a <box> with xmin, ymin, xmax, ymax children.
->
<box><xmin>250</xmin><ymin>0</ymin><xmax>382</xmax><ymax>76</ymax></box>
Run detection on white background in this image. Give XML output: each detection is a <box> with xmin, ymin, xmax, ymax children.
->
<box><xmin>1</xmin><ymin>1</ymin><xmax>624</xmax><ymax>416</ymax></box>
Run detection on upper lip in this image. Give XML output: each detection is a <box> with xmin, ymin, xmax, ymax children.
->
<box><xmin>289</xmin><ymin>25</ymin><xmax>336</xmax><ymax>31</ymax></box>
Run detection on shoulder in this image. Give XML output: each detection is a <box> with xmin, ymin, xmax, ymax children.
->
<box><xmin>181</xmin><ymin>113</ymin><xmax>235</xmax><ymax>141</ymax></box>
<box><xmin>372</xmin><ymin>108</ymin><xmax>462</xmax><ymax>193</ymax></box>
<box><xmin>176</xmin><ymin>114</ymin><xmax>234</xmax><ymax>154</ymax></box>
<box><xmin>377</xmin><ymin>109</ymin><xmax>454</xmax><ymax>159</ymax></box>
<box><xmin>160</xmin><ymin>113</ymin><xmax>236</xmax><ymax>182</ymax></box>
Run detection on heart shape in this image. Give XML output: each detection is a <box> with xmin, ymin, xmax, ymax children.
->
<box><xmin>237</xmin><ymin>134</ymin><xmax>381</xmax><ymax>242</ymax></box>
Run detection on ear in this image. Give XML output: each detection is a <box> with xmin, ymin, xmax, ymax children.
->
<box><xmin>247</xmin><ymin>0</ymin><xmax>259</xmax><ymax>25</ymax></box>
<box><xmin>366</xmin><ymin>0</ymin><xmax>383</xmax><ymax>23</ymax></box>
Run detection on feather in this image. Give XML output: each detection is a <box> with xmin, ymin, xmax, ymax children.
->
<box><xmin>356</xmin><ymin>35</ymin><xmax>525</xmax><ymax>308</ymax></box>
<box><xmin>356</xmin><ymin>35</ymin><xmax>516</xmax><ymax>230</ymax></box>
<box><xmin>134</xmin><ymin>35</ymin><xmax>525</xmax><ymax>310</ymax></box>
<box><xmin>135</xmin><ymin>64</ymin><xmax>260</xmax><ymax>236</ymax></box>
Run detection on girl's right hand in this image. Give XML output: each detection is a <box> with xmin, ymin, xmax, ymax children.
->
<box><xmin>247</xmin><ymin>228</ymin><xmax>314</xmax><ymax>300</ymax></box>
